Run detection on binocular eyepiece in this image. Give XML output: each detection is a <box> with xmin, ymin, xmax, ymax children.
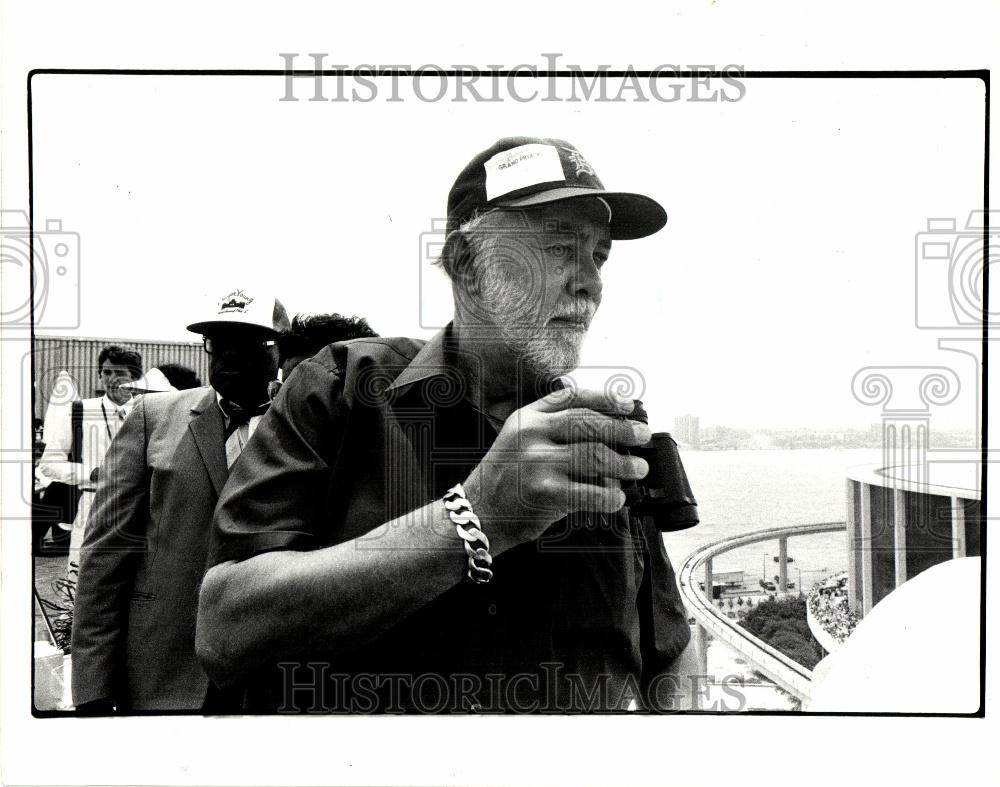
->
<box><xmin>621</xmin><ymin>400</ymin><xmax>700</xmax><ymax>532</ymax></box>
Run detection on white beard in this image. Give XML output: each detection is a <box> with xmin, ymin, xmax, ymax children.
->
<box><xmin>477</xmin><ymin>263</ymin><xmax>588</xmax><ymax>380</ymax></box>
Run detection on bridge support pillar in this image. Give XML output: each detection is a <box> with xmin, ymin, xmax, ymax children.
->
<box><xmin>704</xmin><ymin>558</ymin><xmax>713</xmax><ymax>603</ymax></box>
<box><xmin>778</xmin><ymin>537</ymin><xmax>788</xmax><ymax>592</ymax></box>
<box><xmin>693</xmin><ymin>622</ymin><xmax>709</xmax><ymax>684</ymax></box>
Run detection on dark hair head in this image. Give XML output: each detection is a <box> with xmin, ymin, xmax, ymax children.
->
<box><xmin>157</xmin><ymin>363</ymin><xmax>203</xmax><ymax>390</ymax></box>
<box><xmin>278</xmin><ymin>313</ymin><xmax>379</xmax><ymax>363</ymax></box>
<box><xmin>97</xmin><ymin>345</ymin><xmax>143</xmax><ymax>378</ymax></box>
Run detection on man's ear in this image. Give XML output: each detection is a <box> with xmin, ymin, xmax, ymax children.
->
<box><xmin>446</xmin><ymin>231</ymin><xmax>481</xmax><ymax>295</ymax></box>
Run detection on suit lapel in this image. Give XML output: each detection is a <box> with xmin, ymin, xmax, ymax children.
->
<box><xmin>188</xmin><ymin>388</ymin><xmax>227</xmax><ymax>496</ymax></box>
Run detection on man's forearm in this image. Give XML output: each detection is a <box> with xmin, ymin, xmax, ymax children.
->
<box><xmin>197</xmin><ymin>497</ymin><xmax>519</xmax><ymax>684</ymax></box>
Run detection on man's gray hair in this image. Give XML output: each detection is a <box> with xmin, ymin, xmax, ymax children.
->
<box><xmin>435</xmin><ymin>208</ymin><xmax>500</xmax><ymax>280</ymax></box>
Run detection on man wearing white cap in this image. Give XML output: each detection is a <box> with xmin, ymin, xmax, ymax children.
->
<box><xmin>71</xmin><ymin>288</ymin><xmax>289</xmax><ymax>712</ymax></box>
<box><xmin>198</xmin><ymin>138</ymin><xmax>698</xmax><ymax>713</ymax></box>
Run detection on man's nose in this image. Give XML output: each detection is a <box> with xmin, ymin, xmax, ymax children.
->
<box><xmin>568</xmin><ymin>248</ymin><xmax>603</xmax><ymax>302</ymax></box>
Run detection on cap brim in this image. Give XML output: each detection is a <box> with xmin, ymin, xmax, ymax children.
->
<box><xmin>186</xmin><ymin>319</ymin><xmax>282</xmax><ymax>337</ymax></box>
<box><xmin>121</xmin><ymin>371</ymin><xmax>175</xmax><ymax>393</ymax></box>
<box><xmin>497</xmin><ymin>187</ymin><xmax>667</xmax><ymax>240</ymax></box>
<box><xmin>122</xmin><ymin>383</ymin><xmax>174</xmax><ymax>393</ymax></box>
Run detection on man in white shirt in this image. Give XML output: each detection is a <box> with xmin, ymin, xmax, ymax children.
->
<box><xmin>37</xmin><ymin>345</ymin><xmax>143</xmax><ymax>564</ymax></box>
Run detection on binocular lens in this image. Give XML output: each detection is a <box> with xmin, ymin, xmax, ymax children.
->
<box><xmin>623</xmin><ymin>401</ymin><xmax>700</xmax><ymax>532</ymax></box>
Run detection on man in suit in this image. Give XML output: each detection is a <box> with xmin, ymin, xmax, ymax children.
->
<box><xmin>70</xmin><ymin>287</ymin><xmax>289</xmax><ymax>712</ymax></box>
<box><xmin>36</xmin><ymin>345</ymin><xmax>143</xmax><ymax>559</ymax></box>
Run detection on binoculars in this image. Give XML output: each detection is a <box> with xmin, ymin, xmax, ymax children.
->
<box><xmin>621</xmin><ymin>400</ymin><xmax>700</xmax><ymax>532</ymax></box>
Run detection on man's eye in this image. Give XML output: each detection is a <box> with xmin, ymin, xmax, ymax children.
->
<box><xmin>547</xmin><ymin>244</ymin><xmax>572</xmax><ymax>259</ymax></box>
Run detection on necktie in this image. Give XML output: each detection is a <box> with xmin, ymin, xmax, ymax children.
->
<box><xmin>220</xmin><ymin>399</ymin><xmax>268</xmax><ymax>469</ymax></box>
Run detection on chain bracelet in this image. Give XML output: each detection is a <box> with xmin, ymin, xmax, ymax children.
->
<box><xmin>443</xmin><ymin>483</ymin><xmax>493</xmax><ymax>584</ymax></box>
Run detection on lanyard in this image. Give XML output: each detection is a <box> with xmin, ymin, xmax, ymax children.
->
<box><xmin>99</xmin><ymin>401</ymin><xmax>118</xmax><ymax>440</ymax></box>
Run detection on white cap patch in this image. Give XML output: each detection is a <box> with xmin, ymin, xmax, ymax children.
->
<box><xmin>483</xmin><ymin>143</ymin><xmax>565</xmax><ymax>201</ymax></box>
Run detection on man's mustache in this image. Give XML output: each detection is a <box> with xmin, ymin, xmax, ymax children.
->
<box><xmin>549</xmin><ymin>301</ymin><xmax>598</xmax><ymax>325</ymax></box>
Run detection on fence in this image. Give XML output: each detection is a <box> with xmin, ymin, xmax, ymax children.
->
<box><xmin>30</xmin><ymin>335</ymin><xmax>209</xmax><ymax>419</ymax></box>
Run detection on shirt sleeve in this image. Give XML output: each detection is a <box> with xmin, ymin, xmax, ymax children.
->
<box><xmin>209</xmin><ymin>356</ymin><xmax>347</xmax><ymax>566</ymax></box>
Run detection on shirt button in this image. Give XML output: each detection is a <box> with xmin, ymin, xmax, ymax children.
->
<box><xmin>488</xmin><ymin>603</ymin><xmax>497</xmax><ymax>615</ymax></box>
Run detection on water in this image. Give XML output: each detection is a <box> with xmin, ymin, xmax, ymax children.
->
<box><xmin>660</xmin><ymin>448</ymin><xmax>884</xmax><ymax>591</ymax></box>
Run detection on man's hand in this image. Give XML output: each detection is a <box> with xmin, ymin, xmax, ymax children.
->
<box><xmin>463</xmin><ymin>387</ymin><xmax>651</xmax><ymax>548</ymax></box>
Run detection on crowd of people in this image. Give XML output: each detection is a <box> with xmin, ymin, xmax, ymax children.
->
<box><xmin>807</xmin><ymin>572</ymin><xmax>860</xmax><ymax>644</ymax></box>
<box><xmin>34</xmin><ymin>136</ymin><xmax>701</xmax><ymax>714</ymax></box>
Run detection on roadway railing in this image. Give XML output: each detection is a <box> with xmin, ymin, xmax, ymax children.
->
<box><xmin>676</xmin><ymin>522</ymin><xmax>847</xmax><ymax>702</ymax></box>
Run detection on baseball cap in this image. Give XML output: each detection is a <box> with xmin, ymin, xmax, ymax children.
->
<box><xmin>186</xmin><ymin>287</ymin><xmax>291</xmax><ymax>337</ymax></box>
<box><xmin>121</xmin><ymin>368</ymin><xmax>176</xmax><ymax>393</ymax></box>
<box><xmin>446</xmin><ymin>137</ymin><xmax>667</xmax><ymax>240</ymax></box>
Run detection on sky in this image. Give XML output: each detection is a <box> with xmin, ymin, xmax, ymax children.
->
<box><xmin>18</xmin><ymin>73</ymin><xmax>987</xmax><ymax>431</ymax></box>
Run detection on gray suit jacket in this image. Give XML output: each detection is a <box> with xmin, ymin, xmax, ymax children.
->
<box><xmin>71</xmin><ymin>387</ymin><xmax>229</xmax><ymax>710</ymax></box>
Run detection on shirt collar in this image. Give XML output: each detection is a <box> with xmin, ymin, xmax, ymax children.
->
<box><xmin>215</xmin><ymin>391</ymin><xmax>270</xmax><ymax>423</ymax></box>
<box><xmin>102</xmin><ymin>393</ymin><xmax>134</xmax><ymax>416</ymax></box>
<box><xmin>384</xmin><ymin>325</ymin><xmax>456</xmax><ymax>396</ymax></box>
<box><xmin>382</xmin><ymin>323</ymin><xmax>555</xmax><ymax>412</ymax></box>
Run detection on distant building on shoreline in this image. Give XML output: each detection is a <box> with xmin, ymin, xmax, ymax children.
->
<box><xmin>674</xmin><ymin>414</ymin><xmax>700</xmax><ymax>448</ymax></box>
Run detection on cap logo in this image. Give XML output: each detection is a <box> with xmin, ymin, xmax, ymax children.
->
<box><xmin>562</xmin><ymin>147</ymin><xmax>595</xmax><ymax>178</ymax></box>
<box><xmin>483</xmin><ymin>143</ymin><xmax>566</xmax><ymax>201</ymax></box>
<box><xmin>218</xmin><ymin>289</ymin><xmax>254</xmax><ymax>314</ymax></box>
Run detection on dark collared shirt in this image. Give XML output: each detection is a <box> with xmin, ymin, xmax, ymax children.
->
<box><xmin>209</xmin><ymin>328</ymin><xmax>691</xmax><ymax>712</ymax></box>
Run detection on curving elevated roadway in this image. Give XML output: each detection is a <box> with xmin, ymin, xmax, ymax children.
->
<box><xmin>676</xmin><ymin>522</ymin><xmax>846</xmax><ymax>702</ymax></box>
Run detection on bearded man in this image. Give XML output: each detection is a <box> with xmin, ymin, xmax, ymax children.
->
<box><xmin>196</xmin><ymin>137</ymin><xmax>698</xmax><ymax>713</ymax></box>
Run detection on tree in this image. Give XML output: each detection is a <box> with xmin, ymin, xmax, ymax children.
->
<box><xmin>739</xmin><ymin>596</ymin><xmax>823</xmax><ymax>670</ymax></box>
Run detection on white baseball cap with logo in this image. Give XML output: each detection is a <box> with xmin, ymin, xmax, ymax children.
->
<box><xmin>186</xmin><ymin>287</ymin><xmax>291</xmax><ymax>337</ymax></box>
